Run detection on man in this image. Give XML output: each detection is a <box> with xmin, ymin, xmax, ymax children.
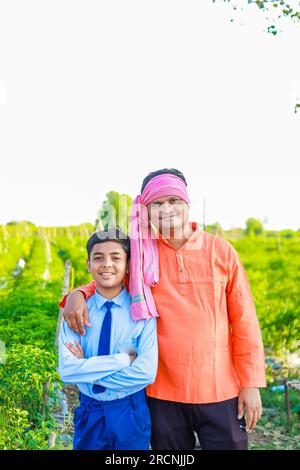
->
<box><xmin>60</xmin><ymin>168</ymin><xmax>266</xmax><ymax>450</ymax></box>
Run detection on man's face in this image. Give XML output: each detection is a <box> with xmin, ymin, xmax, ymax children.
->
<box><xmin>87</xmin><ymin>241</ymin><xmax>128</xmax><ymax>289</ymax></box>
<box><xmin>147</xmin><ymin>195</ymin><xmax>190</xmax><ymax>237</ymax></box>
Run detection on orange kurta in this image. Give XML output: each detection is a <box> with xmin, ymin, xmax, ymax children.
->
<box><xmin>60</xmin><ymin>224</ymin><xmax>266</xmax><ymax>404</ymax></box>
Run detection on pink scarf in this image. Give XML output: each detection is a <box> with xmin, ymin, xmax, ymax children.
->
<box><xmin>129</xmin><ymin>174</ymin><xmax>190</xmax><ymax>320</ymax></box>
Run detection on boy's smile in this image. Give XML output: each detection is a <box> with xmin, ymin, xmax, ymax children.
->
<box><xmin>99</xmin><ymin>271</ymin><xmax>115</xmax><ymax>279</ymax></box>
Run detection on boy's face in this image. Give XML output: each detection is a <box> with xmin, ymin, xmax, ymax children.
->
<box><xmin>87</xmin><ymin>241</ymin><xmax>128</xmax><ymax>290</ymax></box>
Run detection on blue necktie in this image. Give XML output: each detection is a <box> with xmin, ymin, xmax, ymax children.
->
<box><xmin>92</xmin><ymin>300</ymin><xmax>114</xmax><ymax>394</ymax></box>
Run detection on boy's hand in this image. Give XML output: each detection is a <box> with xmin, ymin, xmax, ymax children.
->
<box><xmin>129</xmin><ymin>352</ymin><xmax>137</xmax><ymax>364</ymax></box>
<box><xmin>66</xmin><ymin>340</ymin><xmax>85</xmax><ymax>359</ymax></box>
<box><xmin>63</xmin><ymin>291</ymin><xmax>91</xmax><ymax>336</ymax></box>
<box><xmin>238</xmin><ymin>387</ymin><xmax>262</xmax><ymax>432</ymax></box>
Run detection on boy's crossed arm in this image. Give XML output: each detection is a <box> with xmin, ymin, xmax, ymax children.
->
<box><xmin>92</xmin><ymin>318</ymin><xmax>158</xmax><ymax>392</ymax></box>
<box><xmin>58</xmin><ymin>320</ymin><xmax>133</xmax><ymax>385</ymax></box>
<box><xmin>66</xmin><ymin>340</ymin><xmax>137</xmax><ymax>364</ymax></box>
<box><xmin>61</xmin><ymin>318</ymin><xmax>158</xmax><ymax>393</ymax></box>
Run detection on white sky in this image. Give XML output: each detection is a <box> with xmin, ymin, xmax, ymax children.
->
<box><xmin>0</xmin><ymin>0</ymin><xmax>299</xmax><ymax>230</ymax></box>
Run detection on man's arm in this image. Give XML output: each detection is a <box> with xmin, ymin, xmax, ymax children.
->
<box><xmin>59</xmin><ymin>281</ymin><xmax>97</xmax><ymax>335</ymax></box>
<box><xmin>226</xmin><ymin>243</ymin><xmax>266</xmax><ymax>388</ymax></box>
<box><xmin>60</xmin><ymin>275</ymin><xmax>130</xmax><ymax>336</ymax></box>
<box><xmin>58</xmin><ymin>319</ymin><xmax>130</xmax><ymax>384</ymax></box>
<box><xmin>226</xmin><ymin>242</ymin><xmax>266</xmax><ymax>431</ymax></box>
<box><xmin>93</xmin><ymin>318</ymin><xmax>158</xmax><ymax>393</ymax></box>
<box><xmin>59</xmin><ymin>280</ymin><xmax>97</xmax><ymax>308</ymax></box>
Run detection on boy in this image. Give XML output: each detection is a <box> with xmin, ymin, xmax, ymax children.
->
<box><xmin>58</xmin><ymin>227</ymin><xmax>158</xmax><ymax>450</ymax></box>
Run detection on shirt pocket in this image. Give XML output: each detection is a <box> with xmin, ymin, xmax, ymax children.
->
<box><xmin>118</xmin><ymin>337</ymin><xmax>139</xmax><ymax>354</ymax></box>
<box><xmin>193</xmin><ymin>277</ymin><xmax>228</xmax><ymax>304</ymax></box>
<box><xmin>183</xmin><ymin>251</ymin><xmax>224</xmax><ymax>301</ymax></box>
<box><xmin>182</xmin><ymin>250</ymin><xmax>213</xmax><ymax>282</ymax></box>
<box><xmin>130</xmin><ymin>337</ymin><xmax>139</xmax><ymax>353</ymax></box>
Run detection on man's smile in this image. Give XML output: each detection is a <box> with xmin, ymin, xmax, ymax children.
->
<box><xmin>160</xmin><ymin>214</ymin><xmax>177</xmax><ymax>220</ymax></box>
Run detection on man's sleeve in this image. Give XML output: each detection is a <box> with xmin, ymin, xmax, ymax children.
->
<box><xmin>58</xmin><ymin>280</ymin><xmax>97</xmax><ymax>308</ymax></box>
<box><xmin>58</xmin><ymin>319</ymin><xmax>130</xmax><ymax>384</ymax></box>
<box><xmin>94</xmin><ymin>318</ymin><xmax>158</xmax><ymax>392</ymax></box>
<box><xmin>226</xmin><ymin>243</ymin><xmax>266</xmax><ymax>388</ymax></box>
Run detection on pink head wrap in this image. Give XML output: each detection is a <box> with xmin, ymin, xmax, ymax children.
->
<box><xmin>129</xmin><ymin>174</ymin><xmax>190</xmax><ymax>320</ymax></box>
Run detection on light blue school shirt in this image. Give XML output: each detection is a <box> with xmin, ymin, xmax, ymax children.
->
<box><xmin>58</xmin><ymin>287</ymin><xmax>158</xmax><ymax>401</ymax></box>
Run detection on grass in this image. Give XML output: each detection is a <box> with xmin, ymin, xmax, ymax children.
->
<box><xmin>249</xmin><ymin>385</ymin><xmax>300</xmax><ymax>450</ymax></box>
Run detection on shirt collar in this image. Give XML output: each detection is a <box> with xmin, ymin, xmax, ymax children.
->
<box><xmin>158</xmin><ymin>221</ymin><xmax>202</xmax><ymax>250</ymax></box>
<box><xmin>94</xmin><ymin>287</ymin><xmax>128</xmax><ymax>311</ymax></box>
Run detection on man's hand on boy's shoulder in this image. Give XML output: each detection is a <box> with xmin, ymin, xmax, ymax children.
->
<box><xmin>66</xmin><ymin>340</ymin><xmax>85</xmax><ymax>359</ymax></box>
<box><xmin>63</xmin><ymin>290</ymin><xmax>91</xmax><ymax>336</ymax></box>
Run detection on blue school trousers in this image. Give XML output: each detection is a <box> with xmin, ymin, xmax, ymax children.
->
<box><xmin>73</xmin><ymin>388</ymin><xmax>151</xmax><ymax>450</ymax></box>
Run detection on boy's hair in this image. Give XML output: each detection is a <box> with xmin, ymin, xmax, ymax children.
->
<box><xmin>86</xmin><ymin>227</ymin><xmax>130</xmax><ymax>260</ymax></box>
<box><xmin>141</xmin><ymin>168</ymin><xmax>187</xmax><ymax>193</ymax></box>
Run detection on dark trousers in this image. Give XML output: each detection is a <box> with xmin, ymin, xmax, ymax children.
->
<box><xmin>73</xmin><ymin>389</ymin><xmax>151</xmax><ymax>450</ymax></box>
<box><xmin>147</xmin><ymin>396</ymin><xmax>248</xmax><ymax>450</ymax></box>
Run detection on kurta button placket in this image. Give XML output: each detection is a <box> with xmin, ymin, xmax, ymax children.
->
<box><xmin>177</xmin><ymin>251</ymin><xmax>188</xmax><ymax>295</ymax></box>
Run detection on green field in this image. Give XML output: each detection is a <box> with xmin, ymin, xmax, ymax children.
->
<box><xmin>0</xmin><ymin>221</ymin><xmax>299</xmax><ymax>449</ymax></box>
